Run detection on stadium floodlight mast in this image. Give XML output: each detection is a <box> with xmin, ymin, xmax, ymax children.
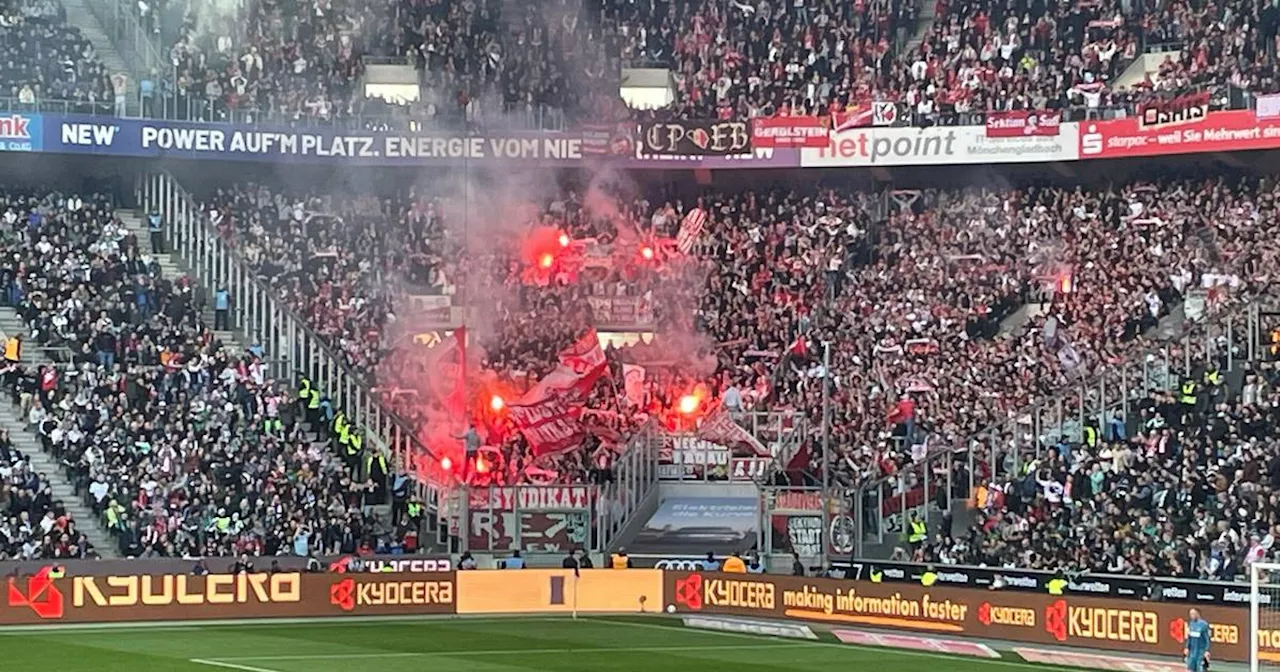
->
<box><xmin>1251</xmin><ymin>562</ymin><xmax>1280</xmax><ymax>671</ymax></box>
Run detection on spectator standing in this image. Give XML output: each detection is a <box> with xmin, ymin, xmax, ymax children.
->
<box><xmin>146</xmin><ymin>209</ymin><xmax>164</xmax><ymax>253</ymax></box>
<box><xmin>214</xmin><ymin>286</ymin><xmax>230</xmax><ymax>331</ymax></box>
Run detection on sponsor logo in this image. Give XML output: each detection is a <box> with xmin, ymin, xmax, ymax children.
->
<box><xmin>674</xmin><ymin>574</ymin><xmax>704</xmax><ymax>611</ymax></box>
<box><xmin>655</xmin><ymin>560</ymin><xmax>704</xmax><ymax>571</ymax></box>
<box><xmin>1045</xmin><ymin>599</ymin><xmax>1158</xmax><ymax>643</ymax></box>
<box><xmin>1002</xmin><ymin>575</ymin><xmax>1039</xmax><ymax>589</ymax></box>
<box><xmin>7</xmin><ymin>574</ymin><xmax>64</xmax><ymax>620</ymax></box>
<box><xmin>328</xmin><ymin>556</ymin><xmax>452</xmax><ymax>573</ymax></box>
<box><xmin>74</xmin><ymin>574</ymin><xmax>301</xmax><ymax>608</ymax></box>
<box><xmin>1161</xmin><ymin>586</ymin><xmax>1188</xmax><ymax>600</ymax></box>
<box><xmin>0</xmin><ymin>115</ymin><xmax>32</xmax><ymax>139</ymax></box>
<box><xmin>872</xmin><ymin>102</ymin><xmax>898</xmax><ymax>126</ymax></box>
<box><xmin>329</xmin><ymin>577</ymin><xmax>453</xmax><ymax>613</ymax></box>
<box><xmin>978</xmin><ymin>602</ymin><xmax>1036</xmax><ymax>627</ymax></box>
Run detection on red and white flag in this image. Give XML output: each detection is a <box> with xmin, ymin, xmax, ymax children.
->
<box><xmin>697</xmin><ymin>408</ymin><xmax>770</xmax><ymax>456</ymax></box>
<box><xmin>676</xmin><ymin>208</ymin><xmax>707</xmax><ymax>254</ymax></box>
<box><xmin>622</xmin><ymin>364</ymin><xmax>646</xmax><ymax>407</ymax></box>
<box><xmin>425</xmin><ymin>327</ymin><xmax>466</xmax><ymax>411</ymax></box>
<box><xmin>509</xmin><ymin>378</ymin><xmax>586</xmax><ymax>457</ymax></box>
<box><xmin>558</xmin><ymin>329</ymin><xmax>607</xmax><ymax>377</ymax></box>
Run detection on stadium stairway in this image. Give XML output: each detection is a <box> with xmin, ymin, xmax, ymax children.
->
<box><xmin>56</xmin><ymin>0</ymin><xmax>138</xmax><ymax>111</ymax></box>
<box><xmin>0</xmin><ymin>306</ymin><xmax>119</xmax><ymax>557</ymax></box>
<box><xmin>116</xmin><ymin>211</ymin><xmax>241</xmax><ymax>351</ymax></box>
<box><xmin>117</xmin><ymin>211</ymin><xmax>399</xmax><ymax>537</ymax></box>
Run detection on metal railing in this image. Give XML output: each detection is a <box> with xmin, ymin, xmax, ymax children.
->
<box><xmin>136</xmin><ymin>172</ymin><xmax>445</xmax><ymax>512</ymax></box>
<box><xmin>854</xmin><ymin>296</ymin><xmax>1273</xmax><ymax>556</ymax></box>
<box><xmin>450</xmin><ymin>421</ymin><xmax>660</xmax><ymax>555</ymax></box>
<box><xmin>86</xmin><ymin>0</ymin><xmax>169</xmax><ymax>79</ymax></box>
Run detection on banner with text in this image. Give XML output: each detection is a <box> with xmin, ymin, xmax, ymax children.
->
<box><xmin>0</xmin><ymin>572</ymin><xmax>455</xmax><ymax>624</ymax></box>
<box><xmin>985</xmin><ymin>110</ymin><xmax>1062</xmax><ymax>138</ymax></box>
<box><xmin>751</xmin><ymin>116</ymin><xmax>830</xmax><ymax>148</ymax></box>
<box><xmin>1080</xmin><ymin>109</ymin><xmax>1280</xmax><ymax>159</ymax></box>
<box><xmin>639</xmin><ymin>120</ymin><xmax>752</xmax><ymax>156</ymax></box>
<box><xmin>663</xmin><ymin>572</ymin><xmax>1267</xmax><ymax>662</ymax></box>
<box><xmin>10</xmin><ymin>115</ymin><xmax>798</xmax><ymax>169</ymax></box>
<box><xmin>802</xmin><ymin>121</ymin><xmax>1078</xmax><ymax>167</ymax></box>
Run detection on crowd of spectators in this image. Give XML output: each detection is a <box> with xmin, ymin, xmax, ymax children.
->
<box><xmin>196</xmin><ymin>172</ymin><xmax>1279</xmax><ymax>500</ymax></box>
<box><xmin>0</xmin><ymin>427</ymin><xmax>93</xmax><ymax>560</ymax></box>
<box><xmin>122</xmin><ymin>0</ymin><xmax>1280</xmax><ymax>126</ymax></box>
<box><xmin>0</xmin><ymin>190</ymin><xmax>412</xmax><ymax>558</ymax></box>
<box><xmin>919</xmin><ymin>364</ymin><xmax>1280</xmax><ymax>580</ymax></box>
<box><xmin>0</xmin><ymin>0</ymin><xmax>114</xmax><ymax>109</ymax></box>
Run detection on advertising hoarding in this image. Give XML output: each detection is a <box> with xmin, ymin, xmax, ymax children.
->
<box><xmin>801</xmin><ymin>121</ymin><xmax>1078</xmax><ymax>167</ymax></box>
<box><xmin>663</xmin><ymin>571</ymin><xmax>1266</xmax><ymax>662</ymax></box>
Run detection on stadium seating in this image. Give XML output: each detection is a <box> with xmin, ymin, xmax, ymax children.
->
<box><xmin>0</xmin><ymin>190</ymin><xmax>408</xmax><ymax>558</ymax></box>
<box><xmin>0</xmin><ymin>0</ymin><xmax>113</xmax><ymax>109</ymax></box>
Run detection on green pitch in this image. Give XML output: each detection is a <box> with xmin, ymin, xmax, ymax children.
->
<box><xmin>0</xmin><ymin>615</ymin><xmax>1095</xmax><ymax>672</ymax></box>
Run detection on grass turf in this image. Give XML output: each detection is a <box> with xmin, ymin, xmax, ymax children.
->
<box><xmin>0</xmin><ymin>615</ymin><xmax>1098</xmax><ymax>672</ymax></box>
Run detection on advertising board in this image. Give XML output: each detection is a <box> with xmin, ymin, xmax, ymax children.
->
<box><xmin>455</xmin><ymin>569</ymin><xmax>663</xmax><ymax>614</ymax></box>
<box><xmin>843</xmin><ymin>560</ymin><xmax>1261</xmax><ymax>606</ymax></box>
<box><xmin>663</xmin><ymin>571</ymin><xmax>1274</xmax><ymax>662</ymax></box>
<box><xmin>0</xmin><ymin>572</ymin><xmax>455</xmax><ymax>625</ymax></box>
<box><xmin>1080</xmin><ymin>109</ymin><xmax>1280</xmax><ymax>159</ymax></box>
<box><xmin>4</xmin><ymin>115</ymin><xmax>799</xmax><ymax>169</ymax></box>
<box><xmin>801</xmin><ymin>122</ymin><xmax>1078</xmax><ymax>167</ymax></box>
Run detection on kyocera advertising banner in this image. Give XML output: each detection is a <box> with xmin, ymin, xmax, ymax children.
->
<box><xmin>0</xmin><ymin>572</ymin><xmax>456</xmax><ymax>624</ymax></box>
<box><xmin>1080</xmin><ymin>109</ymin><xmax>1280</xmax><ymax>159</ymax></box>
<box><xmin>662</xmin><ymin>572</ymin><xmax>1267</xmax><ymax>663</ymax></box>
<box><xmin>22</xmin><ymin>115</ymin><xmax>800</xmax><ymax>169</ymax></box>
<box><xmin>801</xmin><ymin>121</ymin><xmax>1078</xmax><ymax>167</ymax></box>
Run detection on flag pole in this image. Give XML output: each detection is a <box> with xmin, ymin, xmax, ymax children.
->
<box><xmin>820</xmin><ymin>341</ymin><xmax>831</xmax><ymax>573</ymax></box>
<box><xmin>572</xmin><ymin>566</ymin><xmax>580</xmax><ymax>620</ymax></box>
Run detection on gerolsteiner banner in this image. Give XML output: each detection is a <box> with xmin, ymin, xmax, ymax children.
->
<box><xmin>662</xmin><ymin>571</ymin><xmax>1269</xmax><ymax>662</ymax></box>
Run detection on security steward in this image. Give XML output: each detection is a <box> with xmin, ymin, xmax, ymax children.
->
<box><xmin>610</xmin><ymin>548</ymin><xmax>634</xmax><ymax>568</ymax></box>
<box><xmin>908</xmin><ymin>513</ymin><xmax>928</xmax><ymax>548</ymax></box>
<box><xmin>722</xmin><ymin>553</ymin><xmax>747</xmax><ymax>573</ymax></box>
<box><xmin>297</xmin><ymin>374</ymin><xmax>312</xmax><ymax>413</ymax></box>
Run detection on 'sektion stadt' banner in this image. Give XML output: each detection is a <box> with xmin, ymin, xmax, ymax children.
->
<box><xmin>663</xmin><ymin>571</ymin><xmax>1270</xmax><ymax>663</ymax></box>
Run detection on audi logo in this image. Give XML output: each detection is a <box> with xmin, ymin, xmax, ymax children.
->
<box><xmin>654</xmin><ymin>560</ymin><xmax>703</xmax><ymax>571</ymax></box>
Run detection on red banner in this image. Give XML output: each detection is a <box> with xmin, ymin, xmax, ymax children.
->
<box><xmin>1080</xmin><ymin>109</ymin><xmax>1280</xmax><ymax>159</ymax></box>
<box><xmin>1138</xmin><ymin>92</ymin><xmax>1210</xmax><ymax>129</ymax></box>
<box><xmin>751</xmin><ymin>116</ymin><xmax>830</xmax><ymax>148</ymax></box>
<box><xmin>985</xmin><ymin>110</ymin><xmax>1061</xmax><ymax>138</ymax></box>
<box><xmin>557</xmin><ymin>329</ymin><xmax>606</xmax><ymax>378</ymax></box>
<box><xmin>508</xmin><ymin>381</ymin><xmax>585</xmax><ymax>457</ymax></box>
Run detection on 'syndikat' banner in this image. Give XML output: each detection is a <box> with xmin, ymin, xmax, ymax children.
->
<box><xmin>1080</xmin><ymin>109</ymin><xmax>1280</xmax><ymax>159</ymax></box>
<box><xmin>639</xmin><ymin>119</ymin><xmax>752</xmax><ymax>156</ymax></box>
<box><xmin>662</xmin><ymin>571</ymin><xmax>1268</xmax><ymax>662</ymax></box>
<box><xmin>751</xmin><ymin>116</ymin><xmax>829</xmax><ymax>148</ymax></box>
<box><xmin>985</xmin><ymin>110</ymin><xmax>1062</xmax><ymax>138</ymax></box>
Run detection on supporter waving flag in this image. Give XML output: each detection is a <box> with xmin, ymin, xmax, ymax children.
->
<box><xmin>676</xmin><ymin>208</ymin><xmax>707</xmax><ymax>254</ymax></box>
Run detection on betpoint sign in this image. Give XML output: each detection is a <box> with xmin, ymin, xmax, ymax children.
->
<box><xmin>800</xmin><ymin>123</ymin><xmax>1078</xmax><ymax>167</ymax></box>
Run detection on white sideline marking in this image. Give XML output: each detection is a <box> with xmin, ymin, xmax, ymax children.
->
<box><xmin>190</xmin><ymin>659</ymin><xmax>282</xmax><ymax>672</ymax></box>
<box><xmin>213</xmin><ymin>642</ymin><xmax>812</xmax><ymax>662</ymax></box>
